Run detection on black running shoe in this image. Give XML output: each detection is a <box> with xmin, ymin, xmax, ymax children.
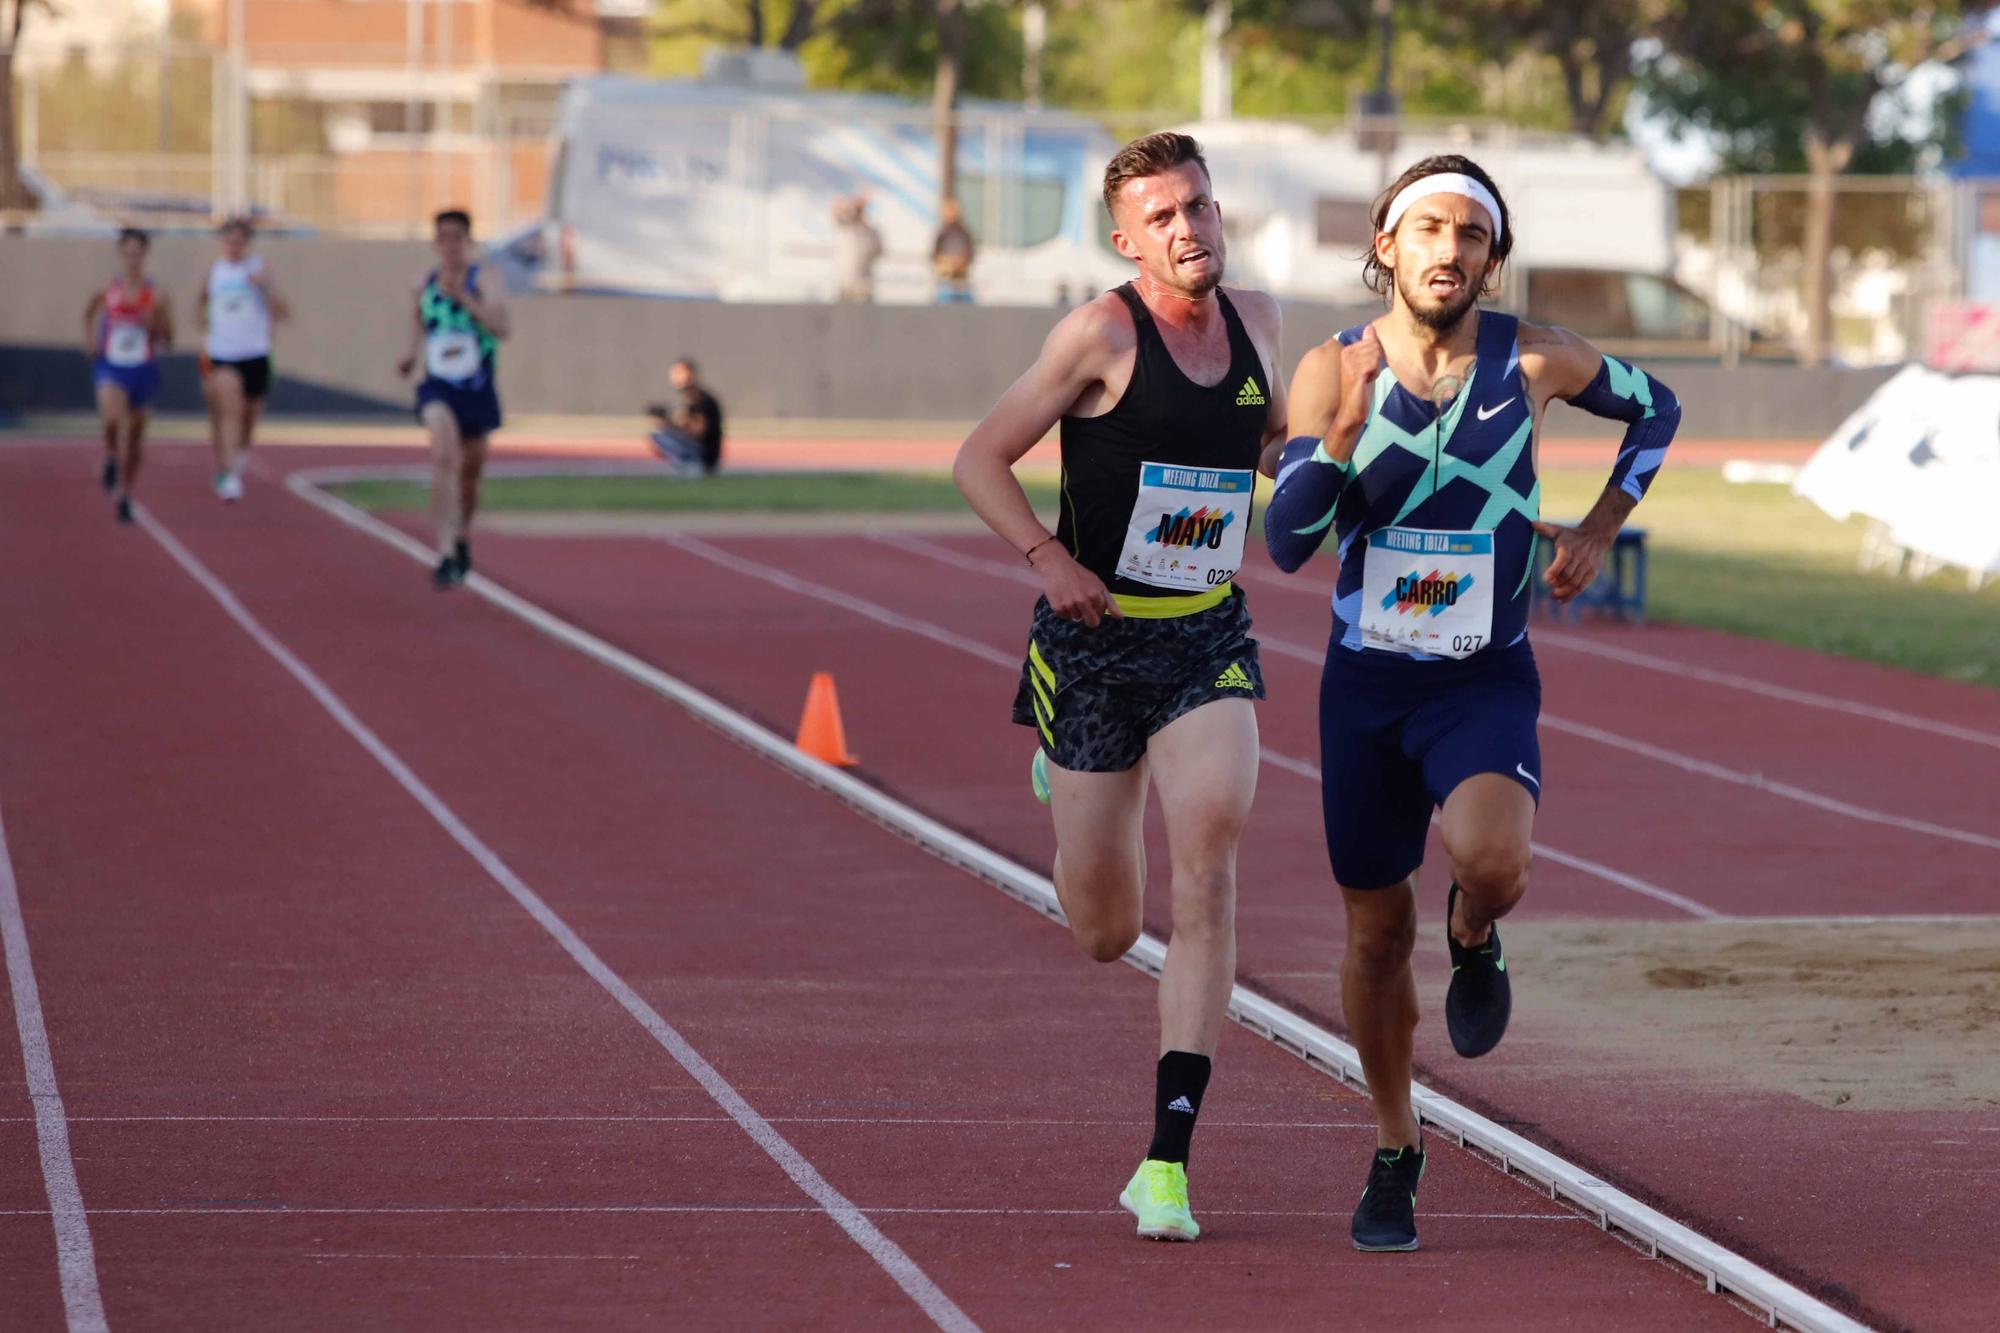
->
<box><xmin>1445</xmin><ymin>881</ymin><xmax>1511</xmax><ymax>1058</ymax></box>
<box><xmin>101</xmin><ymin>458</ymin><xmax>118</xmax><ymax>492</ymax></box>
<box><xmin>432</xmin><ymin>555</ymin><xmax>461</xmax><ymax>589</ymax></box>
<box><xmin>1351</xmin><ymin>1143</ymin><xmax>1425</xmax><ymax>1251</ymax></box>
<box><xmin>453</xmin><ymin>539</ymin><xmax>472</xmax><ymax>579</ymax></box>
<box><xmin>114</xmin><ymin>496</ymin><xmax>133</xmax><ymax>525</ymax></box>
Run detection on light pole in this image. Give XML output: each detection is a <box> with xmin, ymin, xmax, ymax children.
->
<box><xmin>1360</xmin><ymin>0</ymin><xmax>1397</xmax><ymax>194</ymax></box>
<box><xmin>1200</xmin><ymin>0</ymin><xmax>1231</xmax><ymax>121</ymax></box>
<box><xmin>226</xmin><ymin>0</ymin><xmax>248</xmax><ymax>216</ymax></box>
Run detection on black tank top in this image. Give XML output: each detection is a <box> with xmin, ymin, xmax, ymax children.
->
<box><xmin>1057</xmin><ymin>283</ymin><xmax>1268</xmax><ymax>601</ymax></box>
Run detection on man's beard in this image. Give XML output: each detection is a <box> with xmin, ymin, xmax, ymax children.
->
<box><xmin>1396</xmin><ymin>267</ymin><xmax>1479</xmax><ymax>332</ymax></box>
<box><xmin>1157</xmin><ymin>240</ymin><xmax>1225</xmax><ymax>296</ymax></box>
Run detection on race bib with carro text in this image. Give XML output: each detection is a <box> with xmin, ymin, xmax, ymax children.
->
<box><xmin>1360</xmin><ymin>527</ymin><xmax>1495</xmax><ymax>658</ymax></box>
<box><xmin>1116</xmin><ymin>462</ymin><xmax>1253</xmax><ymax>592</ymax></box>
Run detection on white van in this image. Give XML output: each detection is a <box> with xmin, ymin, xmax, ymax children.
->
<box><xmin>542</xmin><ymin>55</ymin><xmax>1130</xmax><ymax>305</ymax></box>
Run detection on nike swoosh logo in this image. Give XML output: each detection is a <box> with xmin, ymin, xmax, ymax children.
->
<box><xmin>1476</xmin><ymin>398</ymin><xmax>1516</xmax><ymax>421</ymax></box>
<box><xmin>1515</xmin><ymin>763</ymin><xmax>1540</xmax><ymax>789</ymax></box>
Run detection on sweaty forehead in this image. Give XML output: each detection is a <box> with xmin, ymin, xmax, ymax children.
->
<box><xmin>1119</xmin><ymin>165</ymin><xmax>1210</xmax><ymax>213</ymax></box>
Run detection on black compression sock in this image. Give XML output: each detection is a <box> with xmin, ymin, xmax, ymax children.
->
<box><xmin>1146</xmin><ymin>1050</ymin><xmax>1212</xmax><ymax>1165</ymax></box>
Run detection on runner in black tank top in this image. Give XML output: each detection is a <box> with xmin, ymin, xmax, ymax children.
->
<box><xmin>1058</xmin><ymin>282</ymin><xmax>1270</xmax><ymax>604</ymax></box>
<box><xmin>952</xmin><ymin>133</ymin><xmax>1288</xmax><ymax>1243</ymax></box>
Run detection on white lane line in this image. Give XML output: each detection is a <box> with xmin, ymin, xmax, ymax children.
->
<box><xmin>1538</xmin><ymin>716</ymin><xmax>2000</xmax><ymax>852</ymax></box>
<box><xmin>0</xmin><ymin>1205</ymin><xmax>1578</xmax><ymax>1222</ymax></box>
<box><xmin>856</xmin><ymin>533</ymin><xmax>1718</xmax><ymax>918</ymax></box>
<box><xmin>1256</xmin><ymin>735</ymin><xmax>1718</xmax><ymax>918</ymax></box>
<box><xmin>35</xmin><ymin>1115</ymin><xmax>1377</xmax><ymax>1129</ymax></box>
<box><xmin>1534</xmin><ymin>629</ymin><xmax>2000</xmax><ymax>751</ymax></box>
<box><xmin>286</xmin><ymin>471</ymin><xmax>1869</xmax><ymax>1333</ymax></box>
<box><xmin>1232</xmin><ymin>563</ymin><xmax>2000</xmax><ymax>751</ymax></box>
<box><xmin>132</xmin><ymin>506</ymin><xmax>978</xmax><ymax>1333</ymax></box>
<box><xmin>308</xmin><ymin>1252</ymin><xmax>644</xmax><ymax>1262</ymax></box>
<box><xmin>0</xmin><ymin>807</ymin><xmax>110</xmax><ymax>1333</ymax></box>
<box><xmin>876</xmin><ymin>532</ymin><xmax>2000</xmax><ymax>858</ymax></box>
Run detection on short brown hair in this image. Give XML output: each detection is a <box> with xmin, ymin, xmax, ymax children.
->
<box><xmin>1102</xmin><ymin>132</ymin><xmax>1209</xmax><ymax>221</ymax></box>
<box><xmin>1363</xmin><ymin>154</ymin><xmax>1513</xmax><ymax>298</ymax></box>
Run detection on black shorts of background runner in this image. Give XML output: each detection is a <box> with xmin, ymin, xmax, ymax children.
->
<box><xmin>1013</xmin><ymin>587</ymin><xmax>1264</xmax><ymax>773</ymax></box>
<box><xmin>209</xmin><ymin>355</ymin><xmax>271</xmax><ymax>400</ymax></box>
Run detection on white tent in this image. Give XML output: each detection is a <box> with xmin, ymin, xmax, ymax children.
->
<box><xmin>1793</xmin><ymin>364</ymin><xmax>2000</xmax><ymax>588</ymax></box>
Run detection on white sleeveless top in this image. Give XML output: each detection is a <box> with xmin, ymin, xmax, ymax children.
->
<box><xmin>204</xmin><ymin>256</ymin><xmax>273</xmax><ymax>360</ymax></box>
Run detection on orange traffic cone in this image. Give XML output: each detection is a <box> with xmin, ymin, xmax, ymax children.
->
<box><xmin>794</xmin><ymin>672</ymin><xmax>859</xmax><ymax>767</ymax></box>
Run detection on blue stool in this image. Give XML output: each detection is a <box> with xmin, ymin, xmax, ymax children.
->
<box><xmin>1532</xmin><ymin>526</ymin><xmax>1647</xmax><ymax>624</ymax></box>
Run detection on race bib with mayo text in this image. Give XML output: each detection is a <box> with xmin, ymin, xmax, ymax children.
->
<box><xmin>1116</xmin><ymin>462</ymin><xmax>1253</xmax><ymax>592</ymax></box>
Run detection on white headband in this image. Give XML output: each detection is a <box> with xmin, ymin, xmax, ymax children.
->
<box><xmin>1380</xmin><ymin>173</ymin><xmax>1503</xmax><ymax>245</ymax></box>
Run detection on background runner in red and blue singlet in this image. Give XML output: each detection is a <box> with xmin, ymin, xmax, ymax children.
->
<box><xmin>82</xmin><ymin>228</ymin><xmax>172</xmax><ymax>524</ymax></box>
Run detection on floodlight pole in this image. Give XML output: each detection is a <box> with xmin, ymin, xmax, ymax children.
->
<box><xmin>1201</xmin><ymin>1</ymin><xmax>1230</xmax><ymax>122</ymax></box>
<box><xmin>1372</xmin><ymin>0</ymin><xmax>1393</xmax><ymax>194</ymax></box>
<box><xmin>1023</xmin><ymin>2</ymin><xmax>1045</xmax><ymax>110</ymax></box>
<box><xmin>226</xmin><ymin>0</ymin><xmax>248</xmax><ymax>216</ymax></box>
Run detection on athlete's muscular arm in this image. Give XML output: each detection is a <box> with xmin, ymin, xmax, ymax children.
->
<box><xmin>1263</xmin><ymin>327</ymin><xmax>1385</xmax><ymax>573</ymax></box>
<box><xmin>1231</xmin><ymin>289</ymin><xmax>1288</xmax><ymax>476</ymax></box>
<box><xmin>395</xmin><ymin>284</ymin><xmax>426</xmax><ymax>379</ymax></box>
<box><xmin>459</xmin><ymin>267</ymin><xmax>512</xmax><ymax>339</ymax></box>
<box><xmin>1521</xmin><ymin>323</ymin><xmax>1681</xmax><ymax>601</ymax></box>
<box><xmin>954</xmin><ymin>297</ymin><xmax>1128</xmax><ymax>626</ymax></box>
<box><xmin>81</xmin><ymin>292</ymin><xmax>105</xmax><ymax>359</ymax></box>
<box><xmin>251</xmin><ymin>263</ymin><xmax>292</xmax><ymax>323</ymax></box>
<box><xmin>154</xmin><ymin>292</ymin><xmax>175</xmax><ymax>353</ymax></box>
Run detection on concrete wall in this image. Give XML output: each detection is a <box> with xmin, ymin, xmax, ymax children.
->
<box><xmin>2</xmin><ymin>235</ymin><xmax>1894</xmax><ymax>436</ymax></box>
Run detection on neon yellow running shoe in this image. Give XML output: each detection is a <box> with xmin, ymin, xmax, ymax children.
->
<box><xmin>1119</xmin><ymin>1159</ymin><xmax>1199</xmax><ymax>1241</ymax></box>
<box><xmin>1030</xmin><ymin>747</ymin><xmax>1052</xmax><ymax>805</ymax></box>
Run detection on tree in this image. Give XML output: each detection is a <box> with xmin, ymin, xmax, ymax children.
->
<box><xmin>0</xmin><ymin>0</ymin><xmax>55</xmax><ymax>211</ymax></box>
<box><xmin>1413</xmin><ymin>0</ymin><xmax>1663</xmax><ymax>140</ymax></box>
<box><xmin>1643</xmin><ymin>3</ymin><xmax>1996</xmax><ymax>365</ymax></box>
<box><xmin>651</xmin><ymin>0</ymin><xmax>834</xmax><ymax>52</ymax></box>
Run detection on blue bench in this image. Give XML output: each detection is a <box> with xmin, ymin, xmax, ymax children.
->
<box><xmin>1531</xmin><ymin>526</ymin><xmax>1648</xmax><ymax>624</ymax></box>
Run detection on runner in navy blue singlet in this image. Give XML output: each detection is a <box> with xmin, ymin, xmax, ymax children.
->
<box><xmin>1261</xmin><ymin>155</ymin><xmax>1681</xmax><ymax>1253</ymax></box>
<box><xmin>397</xmin><ymin>208</ymin><xmax>511</xmax><ymax>589</ymax></box>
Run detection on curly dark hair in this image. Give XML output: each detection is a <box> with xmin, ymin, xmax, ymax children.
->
<box><xmin>1361</xmin><ymin>154</ymin><xmax>1513</xmax><ymax>300</ymax></box>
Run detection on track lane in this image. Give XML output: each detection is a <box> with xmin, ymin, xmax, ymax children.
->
<box><xmin>0</xmin><ymin>449</ymin><xmax>957</xmax><ymax>1330</ymax></box>
<box><xmin>106</xmin><ymin>445</ymin><xmax>1758</xmax><ymax>1329</ymax></box>
<box><xmin>361</xmin><ymin>505</ymin><xmax>1994</xmax><ymax>1330</ymax></box>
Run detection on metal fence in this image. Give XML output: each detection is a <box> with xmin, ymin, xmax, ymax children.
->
<box><xmin>12</xmin><ymin>35</ymin><xmax>557</xmax><ymax>238</ymax></box>
<box><xmin>1680</xmin><ymin>175</ymin><xmax>1965</xmax><ymax>367</ymax></box>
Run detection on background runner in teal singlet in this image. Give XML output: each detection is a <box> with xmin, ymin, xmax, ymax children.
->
<box><xmin>1263</xmin><ymin>154</ymin><xmax>1682</xmax><ymax>1254</ymax></box>
<box><xmin>954</xmin><ymin>132</ymin><xmax>1287</xmax><ymax>1243</ymax></box>
<box><xmin>397</xmin><ymin>208</ymin><xmax>511</xmax><ymax>590</ymax></box>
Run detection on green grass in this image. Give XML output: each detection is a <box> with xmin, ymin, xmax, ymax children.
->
<box><xmin>332</xmin><ymin>464</ymin><xmax>1998</xmax><ymax>687</ymax></box>
<box><xmin>1539</xmin><ymin>469</ymin><xmax>2000</xmax><ymax>687</ymax></box>
<box><xmin>330</xmin><ymin>470</ymin><xmax>1060</xmax><ymax>514</ymax></box>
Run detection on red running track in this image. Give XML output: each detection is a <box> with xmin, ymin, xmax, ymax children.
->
<box><xmin>0</xmin><ymin>441</ymin><xmax>1760</xmax><ymax>1328</ymax></box>
<box><xmin>254</xmin><ymin>445</ymin><xmax>2000</xmax><ymax>1332</ymax></box>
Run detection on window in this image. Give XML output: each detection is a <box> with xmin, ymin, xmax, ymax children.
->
<box><xmin>366</xmin><ymin>102</ymin><xmax>437</xmax><ymax>136</ymax></box>
<box><xmin>1624</xmin><ymin>274</ymin><xmax>1711</xmax><ymax>341</ymax></box>
<box><xmin>955</xmin><ymin>174</ymin><xmax>1067</xmax><ymax>249</ymax></box>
